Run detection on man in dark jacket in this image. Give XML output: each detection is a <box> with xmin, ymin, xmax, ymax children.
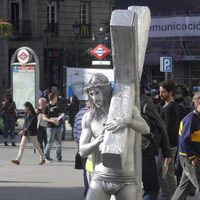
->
<box><xmin>141</xmin><ymin>94</ymin><xmax>171</xmax><ymax>200</ymax></box>
<box><xmin>158</xmin><ymin>80</ymin><xmax>181</xmax><ymax>199</ymax></box>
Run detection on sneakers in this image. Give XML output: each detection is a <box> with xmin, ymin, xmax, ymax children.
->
<box><xmin>57</xmin><ymin>159</ymin><xmax>62</xmax><ymax>162</ymax></box>
<box><xmin>38</xmin><ymin>160</ymin><xmax>46</xmax><ymax>165</ymax></box>
<box><xmin>11</xmin><ymin>160</ymin><xmax>20</xmax><ymax>165</ymax></box>
<box><xmin>45</xmin><ymin>158</ymin><xmax>53</xmax><ymax>162</ymax></box>
<box><xmin>12</xmin><ymin>142</ymin><xmax>16</xmax><ymax>147</ymax></box>
<box><xmin>4</xmin><ymin>142</ymin><xmax>16</xmax><ymax>146</ymax></box>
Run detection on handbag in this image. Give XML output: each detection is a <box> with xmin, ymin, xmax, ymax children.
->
<box><xmin>75</xmin><ymin>151</ymin><xmax>83</xmax><ymax>169</ymax></box>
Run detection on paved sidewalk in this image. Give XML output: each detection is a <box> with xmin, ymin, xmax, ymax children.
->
<box><xmin>0</xmin><ymin>120</ymin><xmax>196</xmax><ymax>200</ymax></box>
<box><xmin>0</xmin><ymin>133</ymin><xmax>84</xmax><ymax>200</ymax></box>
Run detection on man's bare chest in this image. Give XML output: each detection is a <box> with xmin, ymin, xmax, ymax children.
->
<box><xmin>91</xmin><ymin>117</ymin><xmax>107</xmax><ymax>138</ymax></box>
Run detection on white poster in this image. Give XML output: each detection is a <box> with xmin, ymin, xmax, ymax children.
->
<box><xmin>12</xmin><ymin>65</ymin><xmax>35</xmax><ymax>110</ymax></box>
<box><xmin>67</xmin><ymin>68</ymin><xmax>114</xmax><ymax>99</ymax></box>
<box><xmin>149</xmin><ymin>16</ymin><xmax>200</xmax><ymax>38</ymax></box>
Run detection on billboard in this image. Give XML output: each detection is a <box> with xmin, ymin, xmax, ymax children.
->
<box><xmin>12</xmin><ymin>65</ymin><xmax>36</xmax><ymax>110</ymax></box>
<box><xmin>67</xmin><ymin>68</ymin><xmax>114</xmax><ymax>99</ymax></box>
<box><xmin>149</xmin><ymin>16</ymin><xmax>200</xmax><ymax>38</ymax></box>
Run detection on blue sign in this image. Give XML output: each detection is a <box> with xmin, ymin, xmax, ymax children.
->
<box><xmin>160</xmin><ymin>57</ymin><xmax>172</xmax><ymax>72</ymax></box>
<box><xmin>13</xmin><ymin>65</ymin><xmax>19</xmax><ymax>72</ymax></box>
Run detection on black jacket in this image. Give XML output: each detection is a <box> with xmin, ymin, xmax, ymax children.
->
<box><xmin>23</xmin><ymin>113</ymin><xmax>37</xmax><ymax>136</ymax></box>
<box><xmin>160</xmin><ymin>101</ymin><xmax>181</xmax><ymax>148</ymax></box>
<box><xmin>141</xmin><ymin>94</ymin><xmax>171</xmax><ymax>158</ymax></box>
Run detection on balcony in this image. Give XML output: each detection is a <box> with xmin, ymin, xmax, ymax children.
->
<box><xmin>12</xmin><ymin>19</ymin><xmax>32</xmax><ymax>36</ymax></box>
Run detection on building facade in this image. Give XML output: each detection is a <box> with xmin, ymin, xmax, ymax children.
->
<box><xmin>0</xmin><ymin>0</ymin><xmax>115</xmax><ymax>93</ymax></box>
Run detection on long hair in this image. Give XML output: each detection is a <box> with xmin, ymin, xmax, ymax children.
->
<box><xmin>5</xmin><ymin>94</ymin><xmax>13</xmax><ymax>103</ymax></box>
<box><xmin>24</xmin><ymin>101</ymin><xmax>36</xmax><ymax>115</ymax></box>
<box><xmin>85</xmin><ymin>73</ymin><xmax>112</xmax><ymax>119</ymax></box>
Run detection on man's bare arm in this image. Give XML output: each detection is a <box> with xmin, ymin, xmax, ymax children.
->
<box><xmin>105</xmin><ymin>105</ymin><xmax>150</xmax><ymax>134</ymax></box>
<box><xmin>79</xmin><ymin>113</ymin><xmax>104</xmax><ymax>158</ymax></box>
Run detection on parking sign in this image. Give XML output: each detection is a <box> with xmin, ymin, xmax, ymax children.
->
<box><xmin>160</xmin><ymin>57</ymin><xmax>172</xmax><ymax>72</ymax></box>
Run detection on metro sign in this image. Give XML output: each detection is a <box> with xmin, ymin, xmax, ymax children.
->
<box><xmin>91</xmin><ymin>44</ymin><xmax>110</xmax><ymax>60</ymax></box>
<box><xmin>17</xmin><ymin>49</ymin><xmax>30</xmax><ymax>64</ymax></box>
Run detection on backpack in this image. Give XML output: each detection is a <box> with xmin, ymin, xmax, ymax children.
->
<box><xmin>141</xmin><ymin>101</ymin><xmax>161</xmax><ymax>156</ymax></box>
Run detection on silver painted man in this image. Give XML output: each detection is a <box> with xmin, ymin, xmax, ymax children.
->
<box><xmin>79</xmin><ymin>73</ymin><xmax>150</xmax><ymax>200</ymax></box>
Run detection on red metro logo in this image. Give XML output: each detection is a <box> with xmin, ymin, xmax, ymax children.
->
<box><xmin>91</xmin><ymin>44</ymin><xmax>110</xmax><ymax>60</ymax></box>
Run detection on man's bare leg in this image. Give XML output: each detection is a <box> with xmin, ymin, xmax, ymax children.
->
<box><xmin>86</xmin><ymin>180</ymin><xmax>111</xmax><ymax>200</ymax></box>
<box><xmin>115</xmin><ymin>184</ymin><xmax>137</xmax><ymax>200</ymax></box>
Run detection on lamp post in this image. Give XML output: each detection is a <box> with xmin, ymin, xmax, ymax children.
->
<box><xmin>44</xmin><ymin>27</ymin><xmax>51</xmax><ymax>87</ymax></box>
<box><xmin>73</xmin><ymin>21</ymin><xmax>80</xmax><ymax>68</ymax></box>
<box><xmin>92</xmin><ymin>27</ymin><xmax>111</xmax><ymax>48</ymax></box>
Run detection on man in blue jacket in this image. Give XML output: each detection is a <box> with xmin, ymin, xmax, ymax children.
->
<box><xmin>172</xmin><ymin>91</ymin><xmax>200</xmax><ymax>200</ymax></box>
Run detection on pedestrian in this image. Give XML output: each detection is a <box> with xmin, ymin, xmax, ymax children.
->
<box><xmin>41</xmin><ymin>87</ymin><xmax>50</xmax><ymax>102</ymax></box>
<box><xmin>11</xmin><ymin>102</ymin><xmax>45</xmax><ymax>165</ymax></box>
<box><xmin>36</xmin><ymin>97</ymin><xmax>47</xmax><ymax>152</ymax></box>
<box><xmin>158</xmin><ymin>80</ymin><xmax>182</xmax><ymax>199</ymax></box>
<box><xmin>1</xmin><ymin>94</ymin><xmax>17</xmax><ymax>146</ymax></box>
<box><xmin>172</xmin><ymin>91</ymin><xmax>200</xmax><ymax>200</ymax></box>
<box><xmin>57</xmin><ymin>95</ymin><xmax>68</xmax><ymax>140</ymax></box>
<box><xmin>43</xmin><ymin>92</ymin><xmax>63</xmax><ymax>162</ymax></box>
<box><xmin>140</xmin><ymin>93</ymin><xmax>171</xmax><ymax>200</ymax></box>
<box><xmin>73</xmin><ymin>100</ymin><xmax>90</xmax><ymax>197</ymax></box>
<box><xmin>68</xmin><ymin>95</ymin><xmax>79</xmax><ymax>140</ymax></box>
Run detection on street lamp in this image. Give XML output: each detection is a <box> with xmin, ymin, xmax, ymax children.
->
<box><xmin>73</xmin><ymin>21</ymin><xmax>80</xmax><ymax>67</ymax></box>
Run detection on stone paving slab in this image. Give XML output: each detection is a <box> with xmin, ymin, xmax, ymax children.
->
<box><xmin>0</xmin><ymin>134</ymin><xmax>84</xmax><ymax>200</ymax></box>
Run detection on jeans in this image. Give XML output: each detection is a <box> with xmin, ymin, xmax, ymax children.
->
<box><xmin>17</xmin><ymin>135</ymin><xmax>45</xmax><ymax>162</ymax></box>
<box><xmin>156</xmin><ymin>147</ymin><xmax>178</xmax><ymax>199</ymax></box>
<box><xmin>172</xmin><ymin>155</ymin><xmax>200</xmax><ymax>200</ymax></box>
<box><xmin>3</xmin><ymin>117</ymin><xmax>15</xmax><ymax>141</ymax></box>
<box><xmin>44</xmin><ymin>127</ymin><xmax>62</xmax><ymax>160</ymax></box>
<box><xmin>37</xmin><ymin>126</ymin><xmax>47</xmax><ymax>152</ymax></box>
<box><xmin>142</xmin><ymin>155</ymin><xmax>159</xmax><ymax>200</ymax></box>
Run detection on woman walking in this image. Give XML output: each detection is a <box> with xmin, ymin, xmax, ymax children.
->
<box><xmin>36</xmin><ymin>97</ymin><xmax>47</xmax><ymax>152</ymax></box>
<box><xmin>11</xmin><ymin>102</ymin><xmax>45</xmax><ymax>165</ymax></box>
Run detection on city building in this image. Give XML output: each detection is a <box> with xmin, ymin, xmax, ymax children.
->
<box><xmin>0</xmin><ymin>0</ymin><xmax>115</xmax><ymax>93</ymax></box>
<box><xmin>116</xmin><ymin>0</ymin><xmax>200</xmax><ymax>90</ymax></box>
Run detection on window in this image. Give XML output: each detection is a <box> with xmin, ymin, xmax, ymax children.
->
<box><xmin>47</xmin><ymin>1</ymin><xmax>58</xmax><ymax>33</ymax></box>
<box><xmin>10</xmin><ymin>0</ymin><xmax>22</xmax><ymax>32</ymax></box>
<box><xmin>79</xmin><ymin>2</ymin><xmax>90</xmax><ymax>24</ymax></box>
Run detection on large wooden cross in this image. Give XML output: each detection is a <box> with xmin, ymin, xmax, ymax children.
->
<box><xmin>101</xmin><ymin>6</ymin><xmax>151</xmax><ymax>196</ymax></box>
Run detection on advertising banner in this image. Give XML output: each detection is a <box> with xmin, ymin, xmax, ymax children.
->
<box><xmin>149</xmin><ymin>16</ymin><xmax>200</xmax><ymax>38</ymax></box>
<box><xmin>12</xmin><ymin>65</ymin><xmax>36</xmax><ymax>110</ymax></box>
<box><xmin>67</xmin><ymin>68</ymin><xmax>114</xmax><ymax>99</ymax></box>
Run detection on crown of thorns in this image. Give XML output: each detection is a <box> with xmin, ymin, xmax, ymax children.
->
<box><xmin>84</xmin><ymin>82</ymin><xmax>111</xmax><ymax>91</ymax></box>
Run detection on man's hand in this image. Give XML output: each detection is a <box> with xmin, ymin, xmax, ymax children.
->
<box><xmin>19</xmin><ymin>131</ymin><xmax>24</xmax><ymax>136</ymax></box>
<box><xmin>52</xmin><ymin>120</ymin><xmax>59</xmax><ymax>126</ymax></box>
<box><xmin>164</xmin><ymin>157</ymin><xmax>171</xmax><ymax>165</ymax></box>
<box><xmin>94</xmin><ymin>131</ymin><xmax>104</xmax><ymax>146</ymax></box>
<box><xmin>191</xmin><ymin>157</ymin><xmax>199</xmax><ymax>166</ymax></box>
<box><xmin>105</xmin><ymin>118</ymin><xmax>129</xmax><ymax>133</ymax></box>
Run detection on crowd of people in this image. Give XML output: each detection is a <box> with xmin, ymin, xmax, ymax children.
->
<box><xmin>1</xmin><ymin>80</ymin><xmax>200</xmax><ymax>200</ymax></box>
<box><xmin>0</xmin><ymin>86</ymin><xmax>74</xmax><ymax>164</ymax></box>
<box><xmin>72</xmin><ymin>79</ymin><xmax>200</xmax><ymax>200</ymax></box>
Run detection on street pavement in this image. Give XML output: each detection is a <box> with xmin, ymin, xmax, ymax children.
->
<box><xmin>0</xmin><ymin>121</ymin><xmax>195</xmax><ymax>200</ymax></box>
<box><xmin>0</xmin><ymin>131</ymin><xmax>84</xmax><ymax>200</ymax></box>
